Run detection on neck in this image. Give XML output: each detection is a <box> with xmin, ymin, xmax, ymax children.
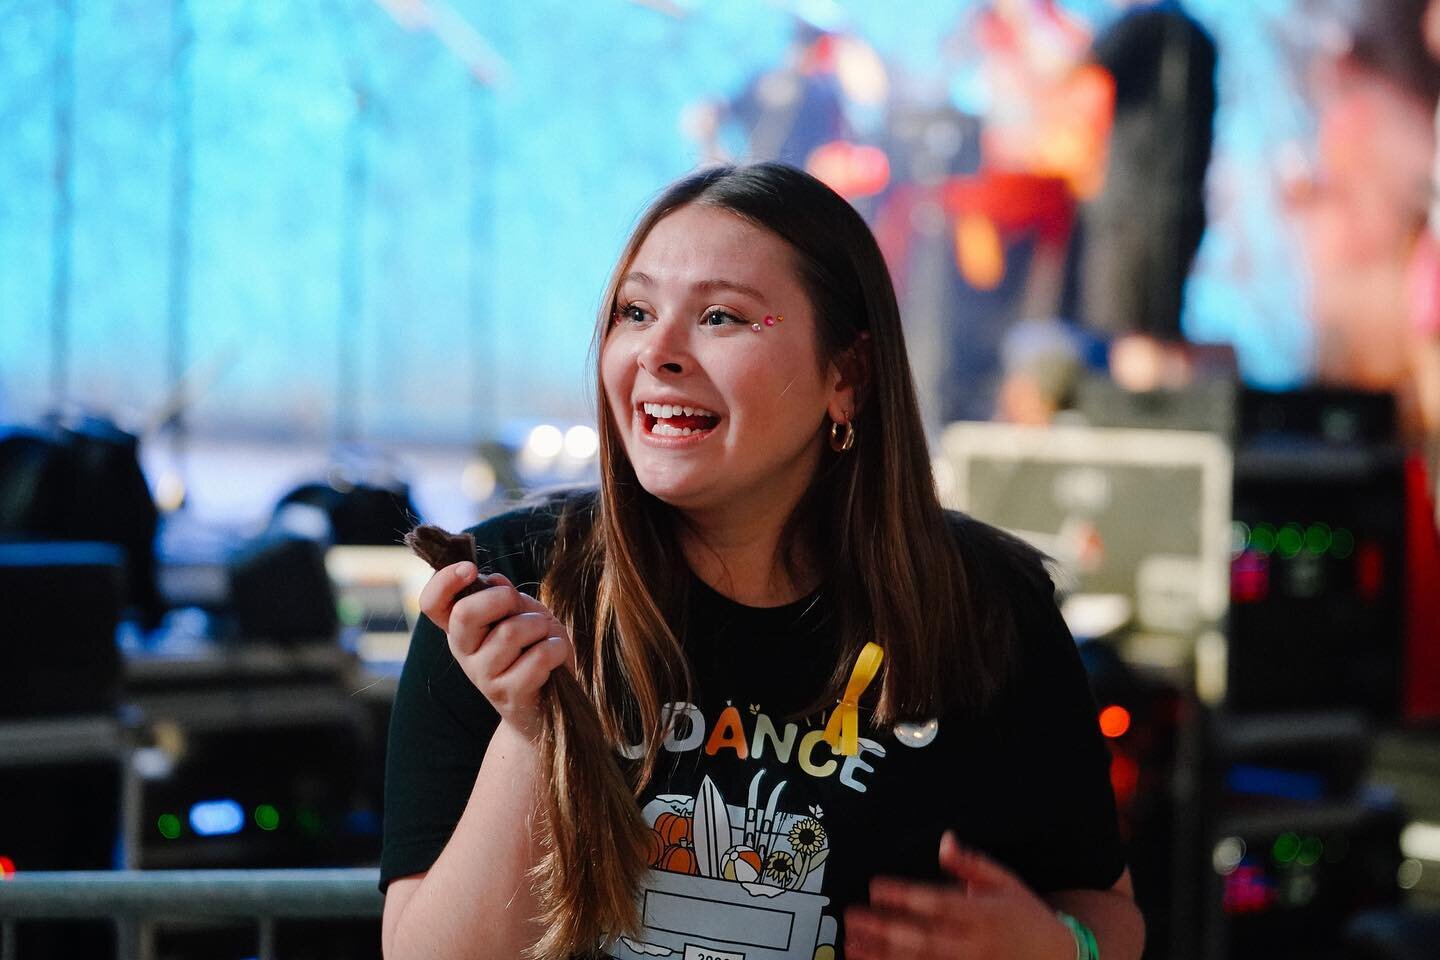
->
<box><xmin>677</xmin><ymin>494</ymin><xmax>817</xmax><ymax>608</ymax></box>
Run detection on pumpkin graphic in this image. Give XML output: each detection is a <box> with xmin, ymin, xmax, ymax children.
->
<box><xmin>654</xmin><ymin>810</ymin><xmax>691</xmax><ymax>847</ymax></box>
<box><xmin>659</xmin><ymin>842</ymin><xmax>698</xmax><ymax>875</ymax></box>
<box><xmin>643</xmin><ymin>828</ymin><xmax>665</xmax><ymax>867</ymax></box>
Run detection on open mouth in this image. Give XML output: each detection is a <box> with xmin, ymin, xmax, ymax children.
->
<box><xmin>640</xmin><ymin>401</ymin><xmax>721</xmax><ymax>438</ymax></box>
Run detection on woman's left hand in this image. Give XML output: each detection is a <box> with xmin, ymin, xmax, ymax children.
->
<box><xmin>844</xmin><ymin>831</ymin><xmax>1075</xmax><ymax>960</ymax></box>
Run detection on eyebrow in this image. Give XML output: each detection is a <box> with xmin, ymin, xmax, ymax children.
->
<box><xmin>621</xmin><ymin>271</ymin><xmax>768</xmax><ymax>303</ymax></box>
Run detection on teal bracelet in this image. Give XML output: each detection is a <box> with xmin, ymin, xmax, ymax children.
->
<box><xmin>1056</xmin><ymin>911</ymin><xmax>1100</xmax><ymax>960</ymax></box>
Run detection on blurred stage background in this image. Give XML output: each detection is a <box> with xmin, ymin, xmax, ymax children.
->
<box><xmin>2</xmin><ymin>0</ymin><xmax>1440</xmax><ymax>958</ymax></box>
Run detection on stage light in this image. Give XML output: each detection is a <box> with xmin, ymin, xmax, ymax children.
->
<box><xmin>1297</xmin><ymin>836</ymin><xmax>1323</xmax><ymax>866</ymax></box>
<box><xmin>1305</xmin><ymin>523</ymin><xmax>1332</xmax><ymax>556</ymax></box>
<box><xmin>0</xmin><ymin>855</ymin><xmax>14</xmax><ymax>879</ymax></box>
<box><xmin>1398</xmin><ymin>858</ymin><xmax>1423</xmax><ymax>890</ymax></box>
<box><xmin>1212</xmin><ymin>836</ymin><xmax>1246</xmax><ymax>875</ymax></box>
<box><xmin>1331</xmin><ymin>527</ymin><xmax>1354</xmax><ymax>559</ymax></box>
<box><xmin>1098</xmin><ymin>704</ymin><xmax>1131</xmax><ymax>738</ymax></box>
<box><xmin>1272</xmin><ymin>832</ymin><xmax>1300</xmax><ymax>864</ymax></box>
<box><xmin>1276</xmin><ymin>524</ymin><xmax>1303</xmax><ymax>559</ymax></box>
<box><xmin>157</xmin><ymin>813</ymin><xmax>182</xmax><ymax>840</ymax></box>
<box><xmin>1400</xmin><ymin>820</ymin><xmax>1440</xmax><ymax>862</ymax></box>
<box><xmin>461</xmin><ymin>458</ymin><xmax>498</xmax><ymax>502</ymax></box>
<box><xmin>189</xmin><ymin>799</ymin><xmax>245</xmax><ymax>837</ymax></box>
<box><xmin>526</xmin><ymin>424</ymin><xmax>564</xmax><ymax>460</ymax></box>
<box><xmin>563</xmin><ymin>425</ymin><xmax>599</xmax><ymax>460</ymax></box>
<box><xmin>254</xmin><ymin>804</ymin><xmax>280</xmax><ymax>832</ymax></box>
<box><xmin>1250</xmin><ymin>523</ymin><xmax>1276</xmax><ymax>555</ymax></box>
<box><xmin>1231</xmin><ymin>521</ymin><xmax>1250</xmax><ymax>556</ymax></box>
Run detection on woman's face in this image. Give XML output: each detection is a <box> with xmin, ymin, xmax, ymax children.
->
<box><xmin>600</xmin><ymin>203</ymin><xmax>851</xmax><ymax>518</ymax></box>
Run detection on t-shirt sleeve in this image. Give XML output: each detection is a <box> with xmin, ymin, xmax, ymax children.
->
<box><xmin>378</xmin><ymin>612</ymin><xmax>499</xmax><ymax>892</ymax></box>
<box><xmin>978</xmin><ymin>566</ymin><xmax>1128</xmax><ymax>895</ymax></box>
<box><xmin>378</xmin><ymin>500</ymin><xmax>568</xmax><ymax>892</ymax></box>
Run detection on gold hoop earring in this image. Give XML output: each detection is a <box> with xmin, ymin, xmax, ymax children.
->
<box><xmin>829</xmin><ymin>418</ymin><xmax>856</xmax><ymax>453</ymax></box>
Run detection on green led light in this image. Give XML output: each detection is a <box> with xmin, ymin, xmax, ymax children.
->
<box><xmin>1305</xmin><ymin>523</ymin><xmax>1332</xmax><ymax>556</ymax></box>
<box><xmin>1250</xmin><ymin>523</ymin><xmax>1277</xmax><ymax>555</ymax></box>
<box><xmin>157</xmin><ymin>813</ymin><xmax>182</xmax><ymax>841</ymax></box>
<box><xmin>297</xmin><ymin>809</ymin><xmax>322</xmax><ymax>837</ymax></box>
<box><xmin>1273</xmin><ymin>832</ymin><xmax>1300</xmax><ymax>864</ymax></box>
<box><xmin>1297</xmin><ymin>837</ymin><xmax>1323</xmax><ymax>866</ymax></box>
<box><xmin>1332</xmin><ymin>528</ymin><xmax>1355</xmax><ymax>559</ymax></box>
<box><xmin>1276</xmin><ymin>524</ymin><xmax>1304</xmax><ymax>559</ymax></box>
<box><xmin>254</xmin><ymin>804</ymin><xmax>280</xmax><ymax>832</ymax></box>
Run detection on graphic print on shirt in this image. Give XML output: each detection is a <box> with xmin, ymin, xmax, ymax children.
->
<box><xmin>606</xmin><ymin>769</ymin><xmax>836</xmax><ymax>960</ymax></box>
<box><xmin>605</xmin><ymin>702</ymin><xmax>940</xmax><ymax>960</ymax></box>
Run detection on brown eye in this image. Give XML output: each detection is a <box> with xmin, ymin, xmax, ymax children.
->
<box><xmin>701</xmin><ymin>308</ymin><xmax>744</xmax><ymax>327</ymax></box>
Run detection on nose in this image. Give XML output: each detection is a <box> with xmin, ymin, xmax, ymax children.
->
<box><xmin>637</xmin><ymin>316</ymin><xmax>690</xmax><ymax>377</ymax></box>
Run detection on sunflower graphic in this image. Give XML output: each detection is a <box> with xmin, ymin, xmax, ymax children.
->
<box><xmin>788</xmin><ymin>817</ymin><xmax>827</xmax><ymax>856</ymax></box>
<box><xmin>763</xmin><ymin>850</ymin><xmax>796</xmax><ymax>886</ymax></box>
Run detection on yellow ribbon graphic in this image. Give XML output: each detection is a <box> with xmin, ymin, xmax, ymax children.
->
<box><xmin>822</xmin><ymin>641</ymin><xmax>884</xmax><ymax>757</ymax></box>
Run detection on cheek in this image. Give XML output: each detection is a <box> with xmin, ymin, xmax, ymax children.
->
<box><xmin>599</xmin><ymin>345</ymin><xmax>631</xmax><ymax>414</ymax></box>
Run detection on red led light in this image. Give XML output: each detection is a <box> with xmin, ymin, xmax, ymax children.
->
<box><xmin>0</xmin><ymin>856</ymin><xmax>15</xmax><ymax>880</ymax></box>
<box><xmin>1231</xmin><ymin>551</ymin><xmax>1269</xmax><ymax>603</ymax></box>
<box><xmin>1222</xmin><ymin>864</ymin><xmax>1276</xmax><ymax>914</ymax></box>
<box><xmin>1109</xmin><ymin>754</ymin><xmax>1140</xmax><ymax>806</ymax></box>
<box><xmin>1099</xmin><ymin>705</ymin><xmax>1132</xmax><ymax>739</ymax></box>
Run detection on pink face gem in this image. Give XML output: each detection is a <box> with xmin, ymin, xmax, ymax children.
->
<box><xmin>751</xmin><ymin>322</ymin><xmax>762</xmax><ymax>332</ymax></box>
<box><xmin>763</xmin><ymin>314</ymin><xmax>777</xmax><ymax>327</ymax></box>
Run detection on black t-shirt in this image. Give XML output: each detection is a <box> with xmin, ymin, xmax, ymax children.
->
<box><xmin>381</xmin><ymin>492</ymin><xmax>1126</xmax><ymax>959</ymax></box>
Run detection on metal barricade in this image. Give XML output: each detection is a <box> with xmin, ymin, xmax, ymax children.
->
<box><xmin>0</xmin><ymin>868</ymin><xmax>382</xmax><ymax>960</ymax></box>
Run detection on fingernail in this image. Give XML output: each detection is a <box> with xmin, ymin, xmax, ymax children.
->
<box><xmin>455</xmin><ymin>561</ymin><xmax>476</xmax><ymax>581</ymax></box>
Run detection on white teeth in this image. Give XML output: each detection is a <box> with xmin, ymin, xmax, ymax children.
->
<box><xmin>642</xmin><ymin>401</ymin><xmax>718</xmax><ymax>420</ymax></box>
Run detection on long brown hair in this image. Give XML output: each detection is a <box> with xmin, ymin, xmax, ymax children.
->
<box><xmin>542</xmin><ymin>162</ymin><xmax>1015</xmax><ymax>791</ymax></box>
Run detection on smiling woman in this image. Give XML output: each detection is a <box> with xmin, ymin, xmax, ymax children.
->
<box><xmin>379</xmin><ymin>164</ymin><xmax>1143</xmax><ymax>960</ymax></box>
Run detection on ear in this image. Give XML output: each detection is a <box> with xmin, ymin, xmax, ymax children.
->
<box><xmin>826</xmin><ymin>334</ymin><xmax>870</xmax><ymax>422</ymax></box>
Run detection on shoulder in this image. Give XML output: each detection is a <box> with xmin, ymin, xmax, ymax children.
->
<box><xmin>464</xmin><ymin>486</ymin><xmax>599</xmax><ymax>587</ymax></box>
<box><xmin>941</xmin><ymin>510</ymin><xmax>1073</xmax><ymax>701</ymax></box>
<box><xmin>942</xmin><ymin>509</ymin><xmax>1055</xmax><ymax>607</ymax></box>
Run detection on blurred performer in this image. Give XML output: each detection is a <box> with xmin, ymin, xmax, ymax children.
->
<box><xmin>1079</xmin><ymin>0</ymin><xmax>1217</xmax><ymax>390</ymax></box>
<box><xmin>683</xmin><ymin>16</ymin><xmax>890</xmax><ymax>204</ymax></box>
<box><xmin>940</xmin><ymin>0</ymin><xmax>1110</xmax><ymax>315</ymax></box>
<box><xmin>875</xmin><ymin>0</ymin><xmax>1111</xmax><ymax>424</ymax></box>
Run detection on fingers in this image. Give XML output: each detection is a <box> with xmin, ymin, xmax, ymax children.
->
<box><xmin>417</xmin><ymin>561</ymin><xmax>483</xmax><ymax>633</ymax></box>
<box><xmin>938</xmin><ymin>831</ymin><xmax>1020</xmax><ymax>892</ymax></box>
<box><xmin>469</xmin><ymin>611</ymin><xmax>557</xmax><ymax>678</ymax></box>
<box><xmin>868</xmin><ymin>876</ymin><xmax>953</xmax><ymax>922</ymax></box>
<box><xmin>845</xmin><ymin>906</ymin><xmax>956</xmax><ymax>959</ymax></box>
<box><xmin>493</xmin><ymin>633</ymin><xmax>571</xmax><ymax>706</ymax></box>
<box><xmin>445</xmin><ymin>577</ymin><xmax>528</xmax><ymax>656</ymax></box>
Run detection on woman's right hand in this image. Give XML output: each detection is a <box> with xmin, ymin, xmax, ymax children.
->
<box><xmin>418</xmin><ymin>561</ymin><xmax>575</xmax><ymax>741</ymax></box>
